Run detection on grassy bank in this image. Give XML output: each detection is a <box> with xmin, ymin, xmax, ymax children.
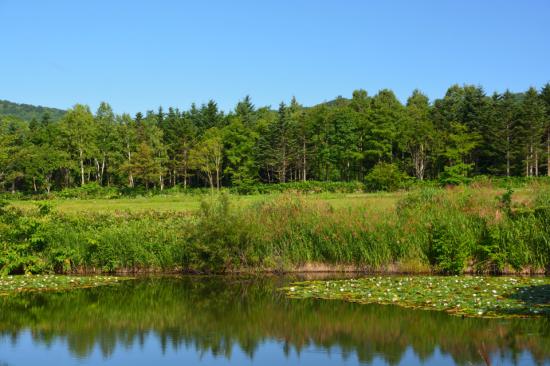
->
<box><xmin>1</xmin><ymin>182</ymin><xmax>550</xmax><ymax>275</ymax></box>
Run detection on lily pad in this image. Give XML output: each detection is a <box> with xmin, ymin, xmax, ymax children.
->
<box><xmin>281</xmin><ymin>276</ymin><xmax>550</xmax><ymax>318</ymax></box>
<box><xmin>0</xmin><ymin>275</ymin><xmax>129</xmax><ymax>295</ymax></box>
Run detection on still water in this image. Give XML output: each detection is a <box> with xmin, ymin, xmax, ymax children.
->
<box><xmin>0</xmin><ymin>276</ymin><xmax>548</xmax><ymax>366</ymax></box>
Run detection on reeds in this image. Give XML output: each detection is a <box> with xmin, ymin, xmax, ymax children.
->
<box><xmin>1</xmin><ymin>185</ymin><xmax>549</xmax><ymax>274</ymax></box>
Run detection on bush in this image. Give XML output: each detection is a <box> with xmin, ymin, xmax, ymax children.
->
<box><xmin>438</xmin><ymin>163</ymin><xmax>473</xmax><ymax>186</ymax></box>
<box><xmin>56</xmin><ymin>183</ymin><xmax>120</xmax><ymax>199</ymax></box>
<box><xmin>365</xmin><ymin>163</ymin><xmax>407</xmax><ymax>192</ymax></box>
<box><xmin>187</xmin><ymin>194</ymin><xmax>253</xmax><ymax>272</ymax></box>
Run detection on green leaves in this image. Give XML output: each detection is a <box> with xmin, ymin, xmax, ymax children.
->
<box><xmin>282</xmin><ymin>276</ymin><xmax>550</xmax><ymax>318</ymax></box>
<box><xmin>0</xmin><ymin>275</ymin><xmax>126</xmax><ymax>295</ymax></box>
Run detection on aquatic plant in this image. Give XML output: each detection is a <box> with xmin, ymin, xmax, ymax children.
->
<box><xmin>282</xmin><ymin>276</ymin><xmax>550</xmax><ymax>318</ymax></box>
<box><xmin>0</xmin><ymin>275</ymin><xmax>126</xmax><ymax>295</ymax></box>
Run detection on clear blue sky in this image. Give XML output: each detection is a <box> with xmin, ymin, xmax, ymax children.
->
<box><xmin>1</xmin><ymin>0</ymin><xmax>549</xmax><ymax>114</ymax></box>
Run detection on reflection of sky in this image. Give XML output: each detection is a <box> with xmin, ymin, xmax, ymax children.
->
<box><xmin>0</xmin><ymin>330</ymin><xmax>541</xmax><ymax>366</ymax></box>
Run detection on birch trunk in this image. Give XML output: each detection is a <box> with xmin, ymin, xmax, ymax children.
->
<box><xmin>79</xmin><ymin>148</ymin><xmax>85</xmax><ymax>186</ymax></box>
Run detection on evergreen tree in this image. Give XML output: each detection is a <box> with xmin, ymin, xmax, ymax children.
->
<box><xmin>517</xmin><ymin>87</ymin><xmax>545</xmax><ymax>176</ymax></box>
<box><xmin>540</xmin><ymin>83</ymin><xmax>550</xmax><ymax>176</ymax></box>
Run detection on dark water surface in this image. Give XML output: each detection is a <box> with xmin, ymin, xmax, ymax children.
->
<box><xmin>0</xmin><ymin>276</ymin><xmax>549</xmax><ymax>366</ymax></box>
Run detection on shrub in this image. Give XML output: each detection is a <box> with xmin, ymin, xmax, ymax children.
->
<box><xmin>56</xmin><ymin>183</ymin><xmax>120</xmax><ymax>199</ymax></box>
<box><xmin>365</xmin><ymin>163</ymin><xmax>407</xmax><ymax>192</ymax></box>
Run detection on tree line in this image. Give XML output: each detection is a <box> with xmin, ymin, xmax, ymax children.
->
<box><xmin>1</xmin><ymin>83</ymin><xmax>550</xmax><ymax>193</ymax></box>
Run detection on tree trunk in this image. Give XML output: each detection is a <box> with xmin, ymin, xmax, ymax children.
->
<box><xmin>302</xmin><ymin>140</ymin><xmax>307</xmax><ymax>181</ymax></box>
<box><xmin>183</xmin><ymin>166</ymin><xmax>187</xmax><ymax>189</ymax></box>
<box><xmin>33</xmin><ymin>177</ymin><xmax>37</xmax><ymax>192</ymax></box>
<box><xmin>535</xmin><ymin>150</ymin><xmax>539</xmax><ymax>176</ymax></box>
<box><xmin>207</xmin><ymin>172</ymin><xmax>214</xmax><ymax>193</ymax></box>
<box><xmin>79</xmin><ymin>148</ymin><xmax>85</xmax><ymax>186</ymax></box>
<box><xmin>101</xmin><ymin>156</ymin><xmax>106</xmax><ymax>185</ymax></box>
<box><xmin>45</xmin><ymin>174</ymin><xmax>52</xmax><ymax>194</ymax></box>
<box><xmin>127</xmin><ymin>145</ymin><xmax>134</xmax><ymax>188</ymax></box>
<box><xmin>506</xmin><ymin>123</ymin><xmax>511</xmax><ymax>177</ymax></box>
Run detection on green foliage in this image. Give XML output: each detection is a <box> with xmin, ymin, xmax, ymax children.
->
<box><xmin>1</xmin><ymin>277</ymin><xmax>548</xmax><ymax>364</ymax></box>
<box><xmin>1</xmin><ymin>183</ymin><xmax>550</xmax><ymax>275</ymax></box>
<box><xmin>0</xmin><ymin>275</ymin><xmax>124</xmax><ymax>294</ymax></box>
<box><xmin>2</xmin><ymin>84</ymin><xmax>550</xmax><ymax>196</ymax></box>
<box><xmin>0</xmin><ymin>100</ymin><xmax>65</xmax><ymax>122</ymax></box>
<box><xmin>365</xmin><ymin>162</ymin><xmax>407</xmax><ymax>192</ymax></box>
<box><xmin>187</xmin><ymin>194</ymin><xmax>252</xmax><ymax>272</ymax></box>
<box><xmin>284</xmin><ymin>276</ymin><xmax>550</xmax><ymax>318</ymax></box>
<box><xmin>228</xmin><ymin>180</ymin><xmax>366</xmax><ymax>195</ymax></box>
<box><xmin>56</xmin><ymin>183</ymin><xmax>120</xmax><ymax>199</ymax></box>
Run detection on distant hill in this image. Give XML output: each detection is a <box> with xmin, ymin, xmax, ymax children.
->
<box><xmin>0</xmin><ymin>99</ymin><xmax>66</xmax><ymax>122</ymax></box>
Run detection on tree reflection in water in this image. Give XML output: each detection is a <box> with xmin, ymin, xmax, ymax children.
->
<box><xmin>0</xmin><ymin>276</ymin><xmax>548</xmax><ymax>366</ymax></box>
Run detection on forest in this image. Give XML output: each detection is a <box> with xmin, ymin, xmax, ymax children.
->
<box><xmin>1</xmin><ymin>83</ymin><xmax>550</xmax><ymax>194</ymax></box>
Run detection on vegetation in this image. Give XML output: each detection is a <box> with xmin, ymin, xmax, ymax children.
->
<box><xmin>0</xmin><ymin>275</ymin><xmax>125</xmax><ymax>295</ymax></box>
<box><xmin>0</xmin><ymin>99</ymin><xmax>65</xmax><ymax>123</ymax></box>
<box><xmin>1</xmin><ymin>183</ymin><xmax>549</xmax><ymax>275</ymax></box>
<box><xmin>282</xmin><ymin>276</ymin><xmax>550</xmax><ymax>318</ymax></box>
<box><xmin>0</xmin><ymin>276</ymin><xmax>548</xmax><ymax>365</ymax></box>
<box><xmin>1</xmin><ymin>83</ymin><xmax>550</xmax><ymax>195</ymax></box>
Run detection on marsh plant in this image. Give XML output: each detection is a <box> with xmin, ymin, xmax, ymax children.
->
<box><xmin>0</xmin><ymin>185</ymin><xmax>549</xmax><ymax>275</ymax></box>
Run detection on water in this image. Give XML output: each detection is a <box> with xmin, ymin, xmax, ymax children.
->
<box><xmin>0</xmin><ymin>276</ymin><xmax>548</xmax><ymax>366</ymax></box>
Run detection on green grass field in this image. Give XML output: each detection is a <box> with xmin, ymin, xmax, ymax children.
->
<box><xmin>10</xmin><ymin>191</ymin><xmax>402</xmax><ymax>215</ymax></box>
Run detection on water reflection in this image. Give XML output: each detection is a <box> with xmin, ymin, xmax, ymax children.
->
<box><xmin>0</xmin><ymin>276</ymin><xmax>548</xmax><ymax>366</ymax></box>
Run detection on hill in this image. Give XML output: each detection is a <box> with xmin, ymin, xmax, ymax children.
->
<box><xmin>0</xmin><ymin>99</ymin><xmax>66</xmax><ymax>122</ymax></box>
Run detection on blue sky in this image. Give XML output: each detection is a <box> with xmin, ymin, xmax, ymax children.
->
<box><xmin>1</xmin><ymin>0</ymin><xmax>549</xmax><ymax>114</ymax></box>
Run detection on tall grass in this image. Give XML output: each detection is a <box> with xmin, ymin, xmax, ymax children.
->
<box><xmin>1</xmin><ymin>183</ymin><xmax>549</xmax><ymax>274</ymax></box>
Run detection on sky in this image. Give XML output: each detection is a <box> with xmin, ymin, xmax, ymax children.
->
<box><xmin>1</xmin><ymin>0</ymin><xmax>549</xmax><ymax>114</ymax></box>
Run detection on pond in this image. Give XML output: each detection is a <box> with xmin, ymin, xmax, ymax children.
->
<box><xmin>0</xmin><ymin>275</ymin><xmax>549</xmax><ymax>366</ymax></box>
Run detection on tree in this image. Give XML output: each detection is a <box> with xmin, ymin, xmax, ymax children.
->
<box><xmin>540</xmin><ymin>83</ymin><xmax>550</xmax><ymax>176</ymax></box>
<box><xmin>517</xmin><ymin>87</ymin><xmax>545</xmax><ymax>176</ymax></box>
<box><xmin>402</xmin><ymin>90</ymin><xmax>434</xmax><ymax>180</ymax></box>
<box><xmin>60</xmin><ymin>104</ymin><xmax>97</xmax><ymax>186</ymax></box>
<box><xmin>365</xmin><ymin>89</ymin><xmax>402</xmax><ymax>168</ymax></box>
<box><xmin>95</xmin><ymin>102</ymin><xmax>119</xmax><ymax>185</ymax></box>
<box><xmin>268</xmin><ymin>103</ymin><xmax>294</xmax><ymax>183</ymax></box>
<box><xmin>288</xmin><ymin>97</ymin><xmax>310</xmax><ymax>181</ymax></box>
<box><xmin>440</xmin><ymin>122</ymin><xmax>480</xmax><ymax>184</ymax></box>
<box><xmin>0</xmin><ymin>116</ymin><xmax>29</xmax><ymax>193</ymax></box>
<box><xmin>123</xmin><ymin>143</ymin><xmax>161</xmax><ymax>189</ymax></box>
<box><xmin>223</xmin><ymin>117</ymin><xmax>258</xmax><ymax>186</ymax></box>
<box><xmin>235</xmin><ymin>95</ymin><xmax>256</xmax><ymax>128</ymax></box>
<box><xmin>190</xmin><ymin>128</ymin><xmax>223</xmax><ymax>191</ymax></box>
<box><xmin>119</xmin><ymin>113</ymin><xmax>138</xmax><ymax>187</ymax></box>
<box><xmin>489</xmin><ymin>91</ymin><xmax>520</xmax><ymax>176</ymax></box>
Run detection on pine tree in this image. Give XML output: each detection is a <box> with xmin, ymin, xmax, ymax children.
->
<box><xmin>539</xmin><ymin>83</ymin><xmax>550</xmax><ymax>176</ymax></box>
<box><xmin>517</xmin><ymin>87</ymin><xmax>545</xmax><ymax>176</ymax></box>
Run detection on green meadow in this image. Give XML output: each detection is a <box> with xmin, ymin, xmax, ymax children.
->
<box><xmin>9</xmin><ymin>191</ymin><xmax>400</xmax><ymax>214</ymax></box>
